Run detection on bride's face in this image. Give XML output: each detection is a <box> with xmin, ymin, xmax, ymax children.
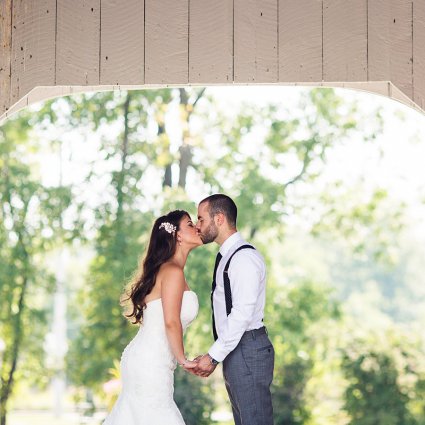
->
<box><xmin>177</xmin><ymin>216</ymin><xmax>202</xmax><ymax>248</ymax></box>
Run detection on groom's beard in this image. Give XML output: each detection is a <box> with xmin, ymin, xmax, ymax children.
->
<box><xmin>199</xmin><ymin>222</ymin><xmax>218</xmax><ymax>244</ymax></box>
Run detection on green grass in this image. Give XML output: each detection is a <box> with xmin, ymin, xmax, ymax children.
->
<box><xmin>8</xmin><ymin>411</ymin><xmax>105</xmax><ymax>425</ymax></box>
<box><xmin>8</xmin><ymin>411</ymin><xmax>233</xmax><ymax>425</ymax></box>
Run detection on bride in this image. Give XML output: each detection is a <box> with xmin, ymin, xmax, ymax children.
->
<box><xmin>103</xmin><ymin>210</ymin><xmax>202</xmax><ymax>425</ymax></box>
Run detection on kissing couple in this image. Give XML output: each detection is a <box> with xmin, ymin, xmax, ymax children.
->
<box><xmin>103</xmin><ymin>194</ymin><xmax>275</xmax><ymax>425</ymax></box>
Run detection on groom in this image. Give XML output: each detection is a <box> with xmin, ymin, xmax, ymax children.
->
<box><xmin>191</xmin><ymin>194</ymin><xmax>274</xmax><ymax>425</ymax></box>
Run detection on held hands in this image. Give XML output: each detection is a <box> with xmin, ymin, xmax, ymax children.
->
<box><xmin>182</xmin><ymin>354</ymin><xmax>217</xmax><ymax>378</ymax></box>
<box><xmin>180</xmin><ymin>359</ymin><xmax>198</xmax><ymax>369</ymax></box>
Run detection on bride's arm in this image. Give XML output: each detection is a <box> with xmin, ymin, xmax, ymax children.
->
<box><xmin>161</xmin><ymin>265</ymin><xmax>196</xmax><ymax>368</ymax></box>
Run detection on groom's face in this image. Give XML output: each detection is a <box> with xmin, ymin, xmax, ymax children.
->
<box><xmin>196</xmin><ymin>202</ymin><xmax>218</xmax><ymax>244</ymax></box>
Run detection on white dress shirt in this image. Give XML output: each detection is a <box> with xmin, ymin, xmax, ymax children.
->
<box><xmin>208</xmin><ymin>232</ymin><xmax>266</xmax><ymax>362</ymax></box>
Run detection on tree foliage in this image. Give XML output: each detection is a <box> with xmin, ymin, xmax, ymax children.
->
<box><xmin>342</xmin><ymin>342</ymin><xmax>419</xmax><ymax>425</ymax></box>
<box><xmin>0</xmin><ymin>112</ymin><xmax>73</xmax><ymax>425</ymax></box>
<box><xmin>1</xmin><ymin>87</ymin><xmax>424</xmax><ymax>425</ymax></box>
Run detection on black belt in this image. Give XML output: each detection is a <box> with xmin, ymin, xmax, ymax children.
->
<box><xmin>240</xmin><ymin>326</ymin><xmax>268</xmax><ymax>341</ymax></box>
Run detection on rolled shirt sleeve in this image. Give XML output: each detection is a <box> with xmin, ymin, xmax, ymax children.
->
<box><xmin>208</xmin><ymin>250</ymin><xmax>265</xmax><ymax>362</ymax></box>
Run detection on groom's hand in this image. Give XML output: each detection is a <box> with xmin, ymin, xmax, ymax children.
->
<box><xmin>192</xmin><ymin>354</ymin><xmax>217</xmax><ymax>378</ymax></box>
<box><xmin>183</xmin><ymin>355</ymin><xmax>202</xmax><ymax>375</ymax></box>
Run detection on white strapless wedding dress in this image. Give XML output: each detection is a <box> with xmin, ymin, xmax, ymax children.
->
<box><xmin>103</xmin><ymin>290</ymin><xmax>199</xmax><ymax>425</ymax></box>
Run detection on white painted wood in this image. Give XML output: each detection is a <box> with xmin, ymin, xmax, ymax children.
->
<box><xmin>2</xmin><ymin>80</ymin><xmax>424</xmax><ymax>126</ymax></box>
<box><xmin>56</xmin><ymin>0</ymin><xmax>100</xmax><ymax>85</ymax></box>
<box><xmin>145</xmin><ymin>0</ymin><xmax>188</xmax><ymax>84</ymax></box>
<box><xmin>1</xmin><ymin>0</ymin><xmax>425</xmax><ymax>122</ymax></box>
<box><xmin>0</xmin><ymin>0</ymin><xmax>12</xmax><ymax>114</ymax></box>
<box><xmin>413</xmin><ymin>0</ymin><xmax>425</xmax><ymax>109</ymax></box>
<box><xmin>279</xmin><ymin>0</ymin><xmax>322</xmax><ymax>82</ymax></box>
<box><xmin>234</xmin><ymin>0</ymin><xmax>278</xmax><ymax>82</ymax></box>
<box><xmin>100</xmin><ymin>0</ymin><xmax>144</xmax><ymax>85</ymax></box>
<box><xmin>323</xmin><ymin>0</ymin><xmax>367</xmax><ymax>81</ymax></box>
<box><xmin>189</xmin><ymin>0</ymin><xmax>233</xmax><ymax>83</ymax></box>
<box><xmin>389</xmin><ymin>81</ymin><xmax>417</xmax><ymax>109</ymax></box>
<box><xmin>389</xmin><ymin>0</ymin><xmax>413</xmax><ymax>98</ymax></box>
<box><xmin>10</xmin><ymin>0</ymin><xmax>56</xmax><ymax>104</ymax></box>
<box><xmin>369</xmin><ymin>0</ymin><xmax>413</xmax><ymax>99</ymax></box>
<box><xmin>1</xmin><ymin>83</ymin><xmax>149</xmax><ymax>122</ymax></box>
<box><xmin>368</xmin><ymin>0</ymin><xmax>391</xmax><ymax>82</ymax></box>
<box><xmin>354</xmin><ymin>81</ymin><xmax>391</xmax><ymax>99</ymax></box>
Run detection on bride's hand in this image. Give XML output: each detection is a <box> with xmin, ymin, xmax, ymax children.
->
<box><xmin>182</xmin><ymin>359</ymin><xmax>197</xmax><ymax>369</ymax></box>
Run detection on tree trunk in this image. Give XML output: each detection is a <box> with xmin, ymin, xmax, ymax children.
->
<box><xmin>0</xmin><ymin>163</ymin><xmax>30</xmax><ymax>425</ymax></box>
<box><xmin>163</xmin><ymin>165</ymin><xmax>172</xmax><ymax>187</ymax></box>
<box><xmin>116</xmin><ymin>93</ymin><xmax>131</xmax><ymax>220</ymax></box>
<box><xmin>114</xmin><ymin>93</ymin><xmax>131</xmax><ymax>258</ymax></box>
<box><xmin>0</xmin><ymin>246</ymin><xmax>29</xmax><ymax>425</ymax></box>
<box><xmin>178</xmin><ymin>144</ymin><xmax>192</xmax><ymax>189</ymax></box>
<box><xmin>160</xmin><ymin>119</ymin><xmax>172</xmax><ymax>187</ymax></box>
<box><xmin>178</xmin><ymin>89</ymin><xmax>190</xmax><ymax>188</ymax></box>
<box><xmin>176</xmin><ymin>88</ymin><xmax>206</xmax><ymax>188</ymax></box>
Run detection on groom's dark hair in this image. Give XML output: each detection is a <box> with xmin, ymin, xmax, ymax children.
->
<box><xmin>200</xmin><ymin>194</ymin><xmax>237</xmax><ymax>228</ymax></box>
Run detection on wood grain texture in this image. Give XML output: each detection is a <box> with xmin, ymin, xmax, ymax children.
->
<box><xmin>1</xmin><ymin>0</ymin><xmax>425</xmax><ymax>120</ymax></box>
<box><xmin>100</xmin><ymin>0</ymin><xmax>144</xmax><ymax>85</ymax></box>
<box><xmin>145</xmin><ymin>0</ymin><xmax>188</xmax><ymax>84</ymax></box>
<box><xmin>234</xmin><ymin>0</ymin><xmax>278</xmax><ymax>82</ymax></box>
<box><xmin>279</xmin><ymin>0</ymin><xmax>322</xmax><ymax>82</ymax></box>
<box><xmin>389</xmin><ymin>0</ymin><xmax>413</xmax><ymax>98</ymax></box>
<box><xmin>413</xmin><ymin>0</ymin><xmax>425</xmax><ymax>109</ymax></box>
<box><xmin>189</xmin><ymin>0</ymin><xmax>233</xmax><ymax>83</ymax></box>
<box><xmin>369</xmin><ymin>0</ymin><xmax>414</xmax><ymax>99</ymax></box>
<box><xmin>368</xmin><ymin>0</ymin><xmax>391</xmax><ymax>81</ymax></box>
<box><xmin>323</xmin><ymin>0</ymin><xmax>367</xmax><ymax>81</ymax></box>
<box><xmin>56</xmin><ymin>0</ymin><xmax>100</xmax><ymax>85</ymax></box>
<box><xmin>0</xmin><ymin>0</ymin><xmax>12</xmax><ymax>113</ymax></box>
<box><xmin>10</xmin><ymin>0</ymin><xmax>56</xmax><ymax>104</ymax></box>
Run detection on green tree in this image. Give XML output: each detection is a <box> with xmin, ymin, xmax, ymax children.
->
<box><xmin>50</xmin><ymin>89</ymin><xmax>216</xmax><ymax>422</ymax></box>
<box><xmin>6</xmin><ymin>86</ymin><xmax>411</xmax><ymax>425</ymax></box>
<box><xmin>54</xmin><ymin>87</ymin><xmax>387</xmax><ymax>423</ymax></box>
<box><xmin>268</xmin><ymin>280</ymin><xmax>341</xmax><ymax>424</ymax></box>
<box><xmin>342</xmin><ymin>350</ymin><xmax>416</xmax><ymax>425</ymax></box>
<box><xmin>195</xmin><ymin>88</ymin><xmax>383</xmax><ymax>238</ymax></box>
<box><xmin>0</xmin><ymin>112</ymin><xmax>73</xmax><ymax>425</ymax></box>
<box><xmin>174</xmin><ymin>367</ymin><xmax>215</xmax><ymax>425</ymax></box>
<box><xmin>65</xmin><ymin>91</ymin><xmax>155</xmax><ymax>388</ymax></box>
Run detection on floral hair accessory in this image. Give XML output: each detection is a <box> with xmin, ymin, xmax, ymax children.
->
<box><xmin>159</xmin><ymin>222</ymin><xmax>176</xmax><ymax>234</ymax></box>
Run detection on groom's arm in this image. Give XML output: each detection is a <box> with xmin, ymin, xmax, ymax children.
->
<box><xmin>208</xmin><ymin>251</ymin><xmax>265</xmax><ymax>363</ymax></box>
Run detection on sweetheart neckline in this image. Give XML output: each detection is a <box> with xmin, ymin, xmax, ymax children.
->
<box><xmin>145</xmin><ymin>290</ymin><xmax>196</xmax><ymax>307</ymax></box>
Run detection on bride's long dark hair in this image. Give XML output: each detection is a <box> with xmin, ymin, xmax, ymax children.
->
<box><xmin>122</xmin><ymin>210</ymin><xmax>190</xmax><ymax>324</ymax></box>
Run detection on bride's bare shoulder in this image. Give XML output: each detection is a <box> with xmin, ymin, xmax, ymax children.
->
<box><xmin>157</xmin><ymin>262</ymin><xmax>186</xmax><ymax>296</ymax></box>
<box><xmin>157</xmin><ymin>262</ymin><xmax>184</xmax><ymax>280</ymax></box>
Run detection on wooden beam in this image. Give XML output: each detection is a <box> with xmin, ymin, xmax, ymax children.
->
<box><xmin>389</xmin><ymin>0</ymin><xmax>413</xmax><ymax>98</ymax></box>
<box><xmin>100</xmin><ymin>0</ymin><xmax>144</xmax><ymax>85</ymax></box>
<box><xmin>0</xmin><ymin>0</ymin><xmax>12</xmax><ymax>114</ymax></box>
<box><xmin>56</xmin><ymin>0</ymin><xmax>100</xmax><ymax>85</ymax></box>
<box><xmin>189</xmin><ymin>0</ymin><xmax>233</xmax><ymax>83</ymax></box>
<box><xmin>369</xmin><ymin>0</ymin><xmax>391</xmax><ymax>82</ymax></box>
<box><xmin>323</xmin><ymin>0</ymin><xmax>367</xmax><ymax>81</ymax></box>
<box><xmin>279</xmin><ymin>0</ymin><xmax>322</xmax><ymax>82</ymax></box>
<box><xmin>234</xmin><ymin>0</ymin><xmax>278</xmax><ymax>82</ymax></box>
<box><xmin>10</xmin><ymin>0</ymin><xmax>56</xmax><ymax>104</ymax></box>
<box><xmin>145</xmin><ymin>0</ymin><xmax>188</xmax><ymax>84</ymax></box>
<box><xmin>413</xmin><ymin>0</ymin><xmax>424</xmax><ymax>109</ymax></box>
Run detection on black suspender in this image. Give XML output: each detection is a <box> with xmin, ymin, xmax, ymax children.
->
<box><xmin>223</xmin><ymin>244</ymin><xmax>255</xmax><ymax>316</ymax></box>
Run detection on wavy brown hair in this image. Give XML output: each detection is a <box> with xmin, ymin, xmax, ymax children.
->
<box><xmin>122</xmin><ymin>210</ymin><xmax>190</xmax><ymax>324</ymax></box>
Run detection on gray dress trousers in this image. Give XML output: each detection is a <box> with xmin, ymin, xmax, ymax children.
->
<box><xmin>222</xmin><ymin>327</ymin><xmax>274</xmax><ymax>425</ymax></box>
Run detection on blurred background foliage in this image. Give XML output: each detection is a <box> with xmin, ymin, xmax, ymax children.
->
<box><xmin>1</xmin><ymin>87</ymin><xmax>425</xmax><ymax>425</ymax></box>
